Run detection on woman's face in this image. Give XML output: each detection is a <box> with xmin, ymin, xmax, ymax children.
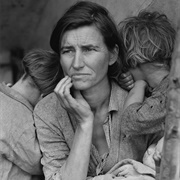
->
<box><xmin>60</xmin><ymin>25</ymin><xmax>116</xmax><ymax>91</ymax></box>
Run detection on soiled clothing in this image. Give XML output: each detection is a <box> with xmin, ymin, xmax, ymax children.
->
<box><xmin>121</xmin><ymin>76</ymin><xmax>169</xmax><ymax>135</ymax></box>
<box><xmin>0</xmin><ymin>83</ymin><xmax>43</xmax><ymax>180</ymax></box>
<box><xmin>34</xmin><ymin>81</ymin><xmax>163</xmax><ymax>180</ymax></box>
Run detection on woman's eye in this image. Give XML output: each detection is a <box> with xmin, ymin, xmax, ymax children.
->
<box><xmin>62</xmin><ymin>50</ymin><xmax>71</xmax><ymax>54</ymax></box>
<box><xmin>84</xmin><ymin>48</ymin><xmax>95</xmax><ymax>52</ymax></box>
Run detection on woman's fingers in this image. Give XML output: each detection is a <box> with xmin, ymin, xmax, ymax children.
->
<box><xmin>118</xmin><ymin>166</ymin><xmax>128</xmax><ymax>176</ymax></box>
<box><xmin>55</xmin><ymin>76</ymin><xmax>71</xmax><ymax>94</ymax></box>
<box><xmin>54</xmin><ymin>76</ymin><xmax>69</xmax><ymax>92</ymax></box>
<box><xmin>54</xmin><ymin>76</ymin><xmax>93</xmax><ymax>123</ymax></box>
<box><xmin>117</xmin><ymin>169</ymin><xmax>127</xmax><ymax>177</ymax></box>
<box><xmin>116</xmin><ymin>164</ymin><xmax>138</xmax><ymax>177</ymax></box>
<box><xmin>118</xmin><ymin>72</ymin><xmax>134</xmax><ymax>90</ymax></box>
<box><xmin>54</xmin><ymin>76</ymin><xmax>73</xmax><ymax>108</ymax></box>
<box><xmin>62</xmin><ymin>80</ymin><xmax>74</xmax><ymax>108</ymax></box>
<box><xmin>111</xmin><ymin>165</ymin><xmax>126</xmax><ymax>176</ymax></box>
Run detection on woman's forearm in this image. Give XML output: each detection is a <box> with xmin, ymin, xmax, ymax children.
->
<box><xmin>61</xmin><ymin>120</ymin><xmax>94</xmax><ymax>180</ymax></box>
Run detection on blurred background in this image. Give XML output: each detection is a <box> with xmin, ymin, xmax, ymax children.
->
<box><xmin>0</xmin><ymin>0</ymin><xmax>180</xmax><ymax>84</ymax></box>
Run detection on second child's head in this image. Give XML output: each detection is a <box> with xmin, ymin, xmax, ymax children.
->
<box><xmin>118</xmin><ymin>11</ymin><xmax>176</xmax><ymax>73</ymax></box>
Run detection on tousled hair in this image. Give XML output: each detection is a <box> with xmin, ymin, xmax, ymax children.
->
<box><xmin>118</xmin><ymin>11</ymin><xmax>176</xmax><ymax>70</ymax></box>
<box><xmin>22</xmin><ymin>49</ymin><xmax>63</xmax><ymax>96</ymax></box>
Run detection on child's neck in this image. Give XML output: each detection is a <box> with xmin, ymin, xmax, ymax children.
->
<box><xmin>11</xmin><ymin>77</ymin><xmax>41</xmax><ymax>107</ymax></box>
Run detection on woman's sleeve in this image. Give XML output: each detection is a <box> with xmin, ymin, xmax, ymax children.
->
<box><xmin>121</xmin><ymin>92</ymin><xmax>166</xmax><ymax>135</ymax></box>
<box><xmin>34</xmin><ymin>109</ymin><xmax>70</xmax><ymax>180</ymax></box>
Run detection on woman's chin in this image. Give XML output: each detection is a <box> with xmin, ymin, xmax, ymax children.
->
<box><xmin>73</xmin><ymin>82</ymin><xmax>91</xmax><ymax>91</ymax></box>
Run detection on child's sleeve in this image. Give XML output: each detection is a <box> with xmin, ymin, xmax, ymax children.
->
<box><xmin>121</xmin><ymin>91</ymin><xmax>166</xmax><ymax>134</ymax></box>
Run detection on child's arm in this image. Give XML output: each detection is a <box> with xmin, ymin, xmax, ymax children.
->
<box><xmin>124</xmin><ymin>80</ymin><xmax>147</xmax><ymax>110</ymax></box>
<box><xmin>121</xmin><ymin>76</ymin><xmax>168</xmax><ymax>135</ymax></box>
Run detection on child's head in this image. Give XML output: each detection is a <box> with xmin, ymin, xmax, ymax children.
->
<box><xmin>22</xmin><ymin>49</ymin><xmax>64</xmax><ymax>97</ymax></box>
<box><xmin>118</xmin><ymin>11</ymin><xmax>176</xmax><ymax>71</ymax></box>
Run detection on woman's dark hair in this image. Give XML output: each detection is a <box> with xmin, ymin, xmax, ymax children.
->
<box><xmin>22</xmin><ymin>49</ymin><xmax>63</xmax><ymax>96</ymax></box>
<box><xmin>50</xmin><ymin>1</ymin><xmax>124</xmax><ymax>78</ymax></box>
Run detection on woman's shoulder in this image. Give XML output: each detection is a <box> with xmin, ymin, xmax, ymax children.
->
<box><xmin>34</xmin><ymin>92</ymin><xmax>69</xmax><ymax>122</ymax></box>
<box><xmin>111</xmin><ymin>80</ymin><xmax>128</xmax><ymax>97</ymax></box>
<box><xmin>35</xmin><ymin>92</ymin><xmax>58</xmax><ymax>108</ymax></box>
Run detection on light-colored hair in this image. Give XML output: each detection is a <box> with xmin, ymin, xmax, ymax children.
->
<box><xmin>118</xmin><ymin>11</ymin><xmax>176</xmax><ymax>70</ymax></box>
<box><xmin>22</xmin><ymin>49</ymin><xmax>63</xmax><ymax>96</ymax></box>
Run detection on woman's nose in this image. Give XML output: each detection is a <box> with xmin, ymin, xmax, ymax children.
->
<box><xmin>72</xmin><ymin>51</ymin><xmax>84</xmax><ymax>69</ymax></box>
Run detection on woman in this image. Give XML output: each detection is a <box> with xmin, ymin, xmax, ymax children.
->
<box><xmin>34</xmin><ymin>2</ymin><xmax>162</xmax><ymax>180</ymax></box>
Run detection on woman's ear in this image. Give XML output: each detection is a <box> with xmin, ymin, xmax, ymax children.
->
<box><xmin>109</xmin><ymin>44</ymin><xmax>119</xmax><ymax>66</ymax></box>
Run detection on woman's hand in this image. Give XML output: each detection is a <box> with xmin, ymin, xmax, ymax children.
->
<box><xmin>118</xmin><ymin>72</ymin><xmax>134</xmax><ymax>91</ymax></box>
<box><xmin>107</xmin><ymin>161</ymin><xmax>140</xmax><ymax>178</ymax></box>
<box><xmin>109</xmin><ymin>164</ymin><xmax>139</xmax><ymax>178</ymax></box>
<box><xmin>54</xmin><ymin>76</ymin><xmax>94</xmax><ymax>124</ymax></box>
<box><xmin>116</xmin><ymin>164</ymin><xmax>139</xmax><ymax>177</ymax></box>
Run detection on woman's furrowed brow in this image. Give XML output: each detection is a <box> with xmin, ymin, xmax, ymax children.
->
<box><xmin>61</xmin><ymin>46</ymin><xmax>74</xmax><ymax>50</ymax></box>
<box><xmin>81</xmin><ymin>44</ymin><xmax>99</xmax><ymax>48</ymax></box>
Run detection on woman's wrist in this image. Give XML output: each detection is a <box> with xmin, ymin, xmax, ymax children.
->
<box><xmin>78</xmin><ymin>118</ymin><xmax>94</xmax><ymax>130</ymax></box>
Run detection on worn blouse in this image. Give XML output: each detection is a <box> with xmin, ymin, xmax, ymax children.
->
<box><xmin>34</xmin><ymin>81</ymin><xmax>163</xmax><ymax>180</ymax></box>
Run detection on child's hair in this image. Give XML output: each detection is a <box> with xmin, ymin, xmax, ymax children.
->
<box><xmin>118</xmin><ymin>11</ymin><xmax>176</xmax><ymax>70</ymax></box>
<box><xmin>22</xmin><ymin>49</ymin><xmax>64</xmax><ymax>97</ymax></box>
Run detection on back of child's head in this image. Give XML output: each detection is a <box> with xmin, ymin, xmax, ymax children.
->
<box><xmin>118</xmin><ymin>11</ymin><xmax>176</xmax><ymax>70</ymax></box>
<box><xmin>22</xmin><ymin>49</ymin><xmax>64</xmax><ymax>97</ymax></box>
